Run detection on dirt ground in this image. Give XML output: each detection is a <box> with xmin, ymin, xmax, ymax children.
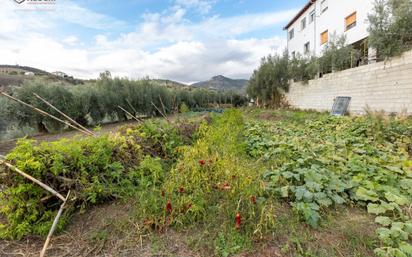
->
<box><xmin>0</xmin><ymin>201</ymin><xmax>377</xmax><ymax>257</ymax></box>
<box><xmin>0</xmin><ymin>120</ymin><xmax>140</xmax><ymax>156</ymax></box>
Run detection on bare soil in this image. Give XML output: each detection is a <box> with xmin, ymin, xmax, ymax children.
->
<box><xmin>0</xmin><ymin>201</ymin><xmax>377</xmax><ymax>257</ymax></box>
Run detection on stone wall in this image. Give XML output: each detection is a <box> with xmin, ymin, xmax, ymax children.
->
<box><xmin>285</xmin><ymin>50</ymin><xmax>412</xmax><ymax>114</ymax></box>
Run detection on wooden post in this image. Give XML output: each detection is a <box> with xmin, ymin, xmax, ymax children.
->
<box><xmin>0</xmin><ymin>159</ymin><xmax>65</xmax><ymax>201</ymax></box>
<box><xmin>117</xmin><ymin>106</ymin><xmax>142</xmax><ymax>123</ymax></box>
<box><xmin>151</xmin><ymin>101</ymin><xmax>170</xmax><ymax>123</ymax></box>
<box><xmin>158</xmin><ymin>96</ymin><xmax>168</xmax><ymax>116</ymax></box>
<box><xmin>0</xmin><ymin>92</ymin><xmax>91</xmax><ymax>136</ymax></box>
<box><xmin>125</xmin><ymin>99</ymin><xmax>138</xmax><ymax>116</ymax></box>
<box><xmin>33</xmin><ymin>93</ymin><xmax>95</xmax><ymax>136</ymax></box>
<box><xmin>40</xmin><ymin>191</ymin><xmax>71</xmax><ymax>257</ymax></box>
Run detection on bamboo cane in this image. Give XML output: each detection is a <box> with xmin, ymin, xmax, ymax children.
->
<box><xmin>158</xmin><ymin>96</ymin><xmax>168</xmax><ymax>116</ymax></box>
<box><xmin>40</xmin><ymin>190</ymin><xmax>71</xmax><ymax>257</ymax></box>
<box><xmin>33</xmin><ymin>93</ymin><xmax>95</xmax><ymax>136</ymax></box>
<box><xmin>151</xmin><ymin>101</ymin><xmax>170</xmax><ymax>123</ymax></box>
<box><xmin>0</xmin><ymin>159</ymin><xmax>65</xmax><ymax>201</ymax></box>
<box><xmin>0</xmin><ymin>92</ymin><xmax>91</xmax><ymax>136</ymax></box>
<box><xmin>117</xmin><ymin>106</ymin><xmax>142</xmax><ymax>123</ymax></box>
<box><xmin>125</xmin><ymin>99</ymin><xmax>138</xmax><ymax>116</ymax></box>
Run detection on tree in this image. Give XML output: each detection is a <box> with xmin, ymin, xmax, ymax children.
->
<box><xmin>368</xmin><ymin>0</ymin><xmax>412</xmax><ymax>59</ymax></box>
<box><xmin>247</xmin><ymin>51</ymin><xmax>290</xmax><ymax>107</ymax></box>
<box><xmin>319</xmin><ymin>34</ymin><xmax>357</xmax><ymax>74</ymax></box>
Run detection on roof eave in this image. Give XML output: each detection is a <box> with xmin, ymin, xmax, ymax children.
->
<box><xmin>283</xmin><ymin>0</ymin><xmax>317</xmax><ymax>30</ymax></box>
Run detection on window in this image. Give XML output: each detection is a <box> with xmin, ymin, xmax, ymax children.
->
<box><xmin>321</xmin><ymin>0</ymin><xmax>328</xmax><ymax>13</ymax></box>
<box><xmin>309</xmin><ymin>10</ymin><xmax>315</xmax><ymax>23</ymax></box>
<box><xmin>289</xmin><ymin>29</ymin><xmax>294</xmax><ymax>40</ymax></box>
<box><xmin>304</xmin><ymin>42</ymin><xmax>310</xmax><ymax>54</ymax></box>
<box><xmin>301</xmin><ymin>17</ymin><xmax>306</xmax><ymax>30</ymax></box>
<box><xmin>345</xmin><ymin>12</ymin><xmax>357</xmax><ymax>31</ymax></box>
<box><xmin>320</xmin><ymin>30</ymin><xmax>328</xmax><ymax>45</ymax></box>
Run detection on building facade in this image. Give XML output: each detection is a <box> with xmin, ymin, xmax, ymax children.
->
<box><xmin>285</xmin><ymin>0</ymin><xmax>375</xmax><ymax>59</ymax></box>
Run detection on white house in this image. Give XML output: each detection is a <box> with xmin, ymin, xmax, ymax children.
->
<box><xmin>284</xmin><ymin>0</ymin><xmax>375</xmax><ymax>61</ymax></box>
<box><xmin>52</xmin><ymin>71</ymin><xmax>68</xmax><ymax>78</ymax></box>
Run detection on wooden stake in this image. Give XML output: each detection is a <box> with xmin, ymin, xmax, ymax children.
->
<box><xmin>125</xmin><ymin>99</ymin><xmax>138</xmax><ymax>116</ymax></box>
<box><xmin>158</xmin><ymin>96</ymin><xmax>168</xmax><ymax>116</ymax></box>
<box><xmin>33</xmin><ymin>93</ymin><xmax>95</xmax><ymax>136</ymax></box>
<box><xmin>117</xmin><ymin>106</ymin><xmax>142</xmax><ymax>123</ymax></box>
<box><xmin>0</xmin><ymin>92</ymin><xmax>91</xmax><ymax>136</ymax></box>
<box><xmin>0</xmin><ymin>159</ymin><xmax>65</xmax><ymax>201</ymax></box>
<box><xmin>40</xmin><ymin>190</ymin><xmax>71</xmax><ymax>257</ymax></box>
<box><xmin>151</xmin><ymin>101</ymin><xmax>170</xmax><ymax>123</ymax></box>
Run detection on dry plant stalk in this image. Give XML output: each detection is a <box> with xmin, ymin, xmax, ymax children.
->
<box><xmin>40</xmin><ymin>191</ymin><xmax>71</xmax><ymax>257</ymax></box>
<box><xmin>118</xmin><ymin>105</ymin><xmax>142</xmax><ymax>123</ymax></box>
<box><xmin>0</xmin><ymin>92</ymin><xmax>91</xmax><ymax>136</ymax></box>
<box><xmin>151</xmin><ymin>101</ymin><xmax>170</xmax><ymax>123</ymax></box>
<box><xmin>0</xmin><ymin>159</ymin><xmax>65</xmax><ymax>201</ymax></box>
<box><xmin>33</xmin><ymin>93</ymin><xmax>95</xmax><ymax>136</ymax></box>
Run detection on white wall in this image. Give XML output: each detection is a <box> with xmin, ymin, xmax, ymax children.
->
<box><xmin>285</xmin><ymin>50</ymin><xmax>412</xmax><ymax>114</ymax></box>
<box><xmin>286</xmin><ymin>0</ymin><xmax>375</xmax><ymax>56</ymax></box>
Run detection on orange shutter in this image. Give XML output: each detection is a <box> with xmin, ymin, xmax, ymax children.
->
<box><xmin>320</xmin><ymin>30</ymin><xmax>328</xmax><ymax>45</ymax></box>
<box><xmin>345</xmin><ymin>12</ymin><xmax>357</xmax><ymax>29</ymax></box>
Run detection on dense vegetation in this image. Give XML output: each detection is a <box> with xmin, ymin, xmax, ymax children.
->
<box><xmin>0</xmin><ymin>78</ymin><xmax>246</xmax><ymax>138</ymax></box>
<box><xmin>1</xmin><ymin>109</ymin><xmax>411</xmax><ymax>256</ymax></box>
<box><xmin>0</xmin><ymin>115</ymin><xmax>199</xmax><ymax>239</ymax></box>
<box><xmin>368</xmin><ymin>0</ymin><xmax>412</xmax><ymax>59</ymax></box>
<box><xmin>245</xmin><ymin>109</ymin><xmax>412</xmax><ymax>256</ymax></box>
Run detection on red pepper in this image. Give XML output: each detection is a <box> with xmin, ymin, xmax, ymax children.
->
<box><xmin>198</xmin><ymin>160</ymin><xmax>206</xmax><ymax>166</ymax></box>
<box><xmin>251</xmin><ymin>195</ymin><xmax>256</xmax><ymax>204</ymax></box>
<box><xmin>179</xmin><ymin>187</ymin><xmax>184</xmax><ymax>193</ymax></box>
<box><xmin>161</xmin><ymin>190</ymin><xmax>165</xmax><ymax>197</ymax></box>
<box><xmin>166</xmin><ymin>201</ymin><xmax>172</xmax><ymax>213</ymax></box>
<box><xmin>235</xmin><ymin>213</ymin><xmax>241</xmax><ymax>229</ymax></box>
<box><xmin>221</xmin><ymin>182</ymin><xmax>231</xmax><ymax>191</ymax></box>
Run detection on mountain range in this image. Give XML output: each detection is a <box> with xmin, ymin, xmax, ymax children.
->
<box><xmin>191</xmin><ymin>75</ymin><xmax>248</xmax><ymax>92</ymax></box>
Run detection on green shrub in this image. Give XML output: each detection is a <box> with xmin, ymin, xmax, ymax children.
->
<box><xmin>0</xmin><ymin>118</ymin><xmax>197</xmax><ymax>240</ymax></box>
<box><xmin>179</xmin><ymin>102</ymin><xmax>190</xmax><ymax>113</ymax></box>
<box><xmin>0</xmin><ymin>135</ymin><xmax>140</xmax><ymax>239</ymax></box>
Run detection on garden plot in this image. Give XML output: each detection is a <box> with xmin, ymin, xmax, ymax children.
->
<box><xmin>1</xmin><ymin>109</ymin><xmax>411</xmax><ymax>257</ymax></box>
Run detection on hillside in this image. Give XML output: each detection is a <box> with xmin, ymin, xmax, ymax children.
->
<box><xmin>191</xmin><ymin>75</ymin><xmax>248</xmax><ymax>92</ymax></box>
<box><xmin>0</xmin><ymin>65</ymin><xmax>83</xmax><ymax>88</ymax></box>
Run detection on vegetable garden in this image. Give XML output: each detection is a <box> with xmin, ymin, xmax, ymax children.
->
<box><xmin>0</xmin><ymin>109</ymin><xmax>411</xmax><ymax>256</ymax></box>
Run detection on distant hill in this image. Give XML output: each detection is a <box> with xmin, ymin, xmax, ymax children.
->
<box><xmin>0</xmin><ymin>65</ymin><xmax>83</xmax><ymax>88</ymax></box>
<box><xmin>153</xmin><ymin>79</ymin><xmax>188</xmax><ymax>88</ymax></box>
<box><xmin>191</xmin><ymin>75</ymin><xmax>248</xmax><ymax>92</ymax></box>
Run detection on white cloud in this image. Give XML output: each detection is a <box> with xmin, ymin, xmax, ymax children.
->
<box><xmin>0</xmin><ymin>0</ymin><xmax>293</xmax><ymax>83</ymax></box>
<box><xmin>173</xmin><ymin>0</ymin><xmax>217</xmax><ymax>15</ymax></box>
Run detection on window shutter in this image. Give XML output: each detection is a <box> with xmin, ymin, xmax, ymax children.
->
<box><xmin>320</xmin><ymin>30</ymin><xmax>328</xmax><ymax>45</ymax></box>
<box><xmin>345</xmin><ymin>12</ymin><xmax>357</xmax><ymax>30</ymax></box>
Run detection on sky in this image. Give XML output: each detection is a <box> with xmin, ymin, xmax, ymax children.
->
<box><xmin>0</xmin><ymin>0</ymin><xmax>306</xmax><ymax>83</ymax></box>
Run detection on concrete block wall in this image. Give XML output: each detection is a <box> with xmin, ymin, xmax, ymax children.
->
<box><xmin>285</xmin><ymin>50</ymin><xmax>412</xmax><ymax>114</ymax></box>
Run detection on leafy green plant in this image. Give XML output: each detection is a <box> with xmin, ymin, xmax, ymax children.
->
<box><xmin>244</xmin><ymin>114</ymin><xmax>412</xmax><ymax>256</ymax></box>
<box><xmin>0</xmin><ymin>117</ymin><xmax>199</xmax><ymax>240</ymax></box>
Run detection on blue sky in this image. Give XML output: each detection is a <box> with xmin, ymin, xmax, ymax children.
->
<box><xmin>0</xmin><ymin>0</ymin><xmax>306</xmax><ymax>83</ymax></box>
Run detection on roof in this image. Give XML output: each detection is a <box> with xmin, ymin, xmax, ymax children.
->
<box><xmin>284</xmin><ymin>0</ymin><xmax>317</xmax><ymax>30</ymax></box>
